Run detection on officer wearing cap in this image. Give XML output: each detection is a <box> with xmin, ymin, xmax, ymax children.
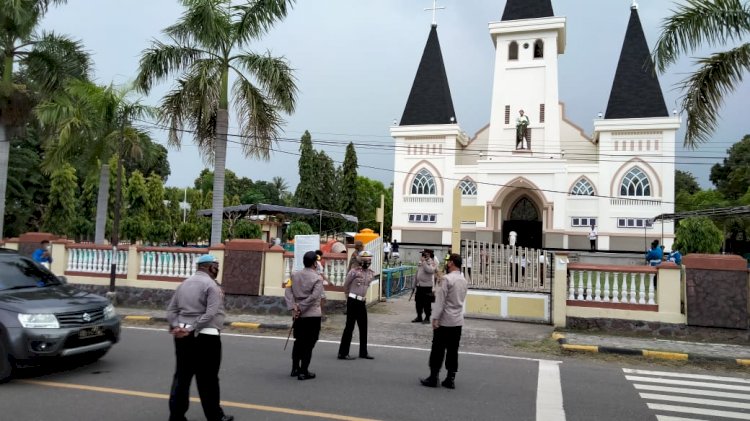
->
<box><xmin>285</xmin><ymin>251</ymin><xmax>325</xmax><ymax>380</ymax></box>
<box><xmin>166</xmin><ymin>254</ymin><xmax>233</xmax><ymax>421</ymax></box>
<box><xmin>337</xmin><ymin>250</ymin><xmax>376</xmax><ymax>360</ymax></box>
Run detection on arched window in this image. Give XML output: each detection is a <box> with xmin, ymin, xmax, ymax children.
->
<box><xmin>509</xmin><ymin>41</ymin><xmax>519</xmax><ymax>60</ymax></box>
<box><xmin>571</xmin><ymin>178</ymin><xmax>595</xmax><ymax>196</ymax></box>
<box><xmin>620</xmin><ymin>167</ymin><xmax>652</xmax><ymax>197</ymax></box>
<box><xmin>411</xmin><ymin>169</ymin><xmax>437</xmax><ymax>195</ymax></box>
<box><xmin>509</xmin><ymin>197</ymin><xmax>539</xmax><ymax>221</ymax></box>
<box><xmin>533</xmin><ymin>39</ymin><xmax>544</xmax><ymax>58</ymax></box>
<box><xmin>458</xmin><ymin>179</ymin><xmax>477</xmax><ymax>196</ymax></box>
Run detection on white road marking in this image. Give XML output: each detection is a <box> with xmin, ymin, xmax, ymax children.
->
<box><xmin>640</xmin><ymin>393</ymin><xmax>750</xmax><ymax>410</ymax></box>
<box><xmin>624</xmin><ymin>368</ymin><xmax>750</xmax><ymax>384</ymax></box>
<box><xmin>124</xmin><ymin>326</ymin><xmax>561</xmax><ymax>363</ymax></box>
<box><xmin>648</xmin><ymin>403</ymin><xmax>750</xmax><ymax>420</ymax></box>
<box><xmin>536</xmin><ymin>360</ymin><xmax>565</xmax><ymax>421</ymax></box>
<box><xmin>625</xmin><ymin>375</ymin><xmax>750</xmax><ymax>392</ymax></box>
<box><xmin>655</xmin><ymin>416</ymin><xmax>707</xmax><ymax>421</ymax></box>
<box><xmin>634</xmin><ymin>383</ymin><xmax>750</xmax><ymax>401</ymax></box>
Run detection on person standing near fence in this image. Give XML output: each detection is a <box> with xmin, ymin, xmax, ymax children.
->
<box><xmin>285</xmin><ymin>251</ymin><xmax>324</xmax><ymax>380</ymax></box>
<box><xmin>420</xmin><ymin>253</ymin><xmax>468</xmax><ymax>390</ymax></box>
<box><xmin>412</xmin><ymin>249</ymin><xmax>436</xmax><ymax>324</ymax></box>
<box><xmin>338</xmin><ymin>251</ymin><xmax>376</xmax><ymax>360</ymax></box>
<box><xmin>383</xmin><ymin>241</ymin><xmax>391</xmax><ymax>264</ymax></box>
<box><xmin>348</xmin><ymin>240</ymin><xmax>364</xmax><ymax>272</ymax></box>
<box><xmin>589</xmin><ymin>224</ymin><xmax>598</xmax><ymax>251</ymax></box>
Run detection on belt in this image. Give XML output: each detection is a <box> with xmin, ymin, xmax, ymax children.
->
<box><xmin>348</xmin><ymin>293</ymin><xmax>366</xmax><ymax>301</ymax></box>
<box><xmin>198</xmin><ymin>328</ymin><xmax>220</xmax><ymax>336</ymax></box>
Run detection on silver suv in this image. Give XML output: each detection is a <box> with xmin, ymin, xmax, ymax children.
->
<box><xmin>0</xmin><ymin>251</ymin><xmax>121</xmax><ymax>383</ymax></box>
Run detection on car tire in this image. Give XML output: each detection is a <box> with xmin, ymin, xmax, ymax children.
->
<box><xmin>0</xmin><ymin>340</ymin><xmax>13</xmax><ymax>384</ymax></box>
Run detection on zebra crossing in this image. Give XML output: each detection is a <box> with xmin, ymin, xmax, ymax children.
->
<box><xmin>623</xmin><ymin>368</ymin><xmax>750</xmax><ymax>420</ymax></box>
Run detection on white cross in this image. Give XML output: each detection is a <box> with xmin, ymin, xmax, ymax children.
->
<box><xmin>424</xmin><ymin>0</ymin><xmax>445</xmax><ymax>26</ymax></box>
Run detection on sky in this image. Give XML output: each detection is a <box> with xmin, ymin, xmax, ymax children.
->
<box><xmin>41</xmin><ymin>0</ymin><xmax>750</xmax><ymax>190</ymax></box>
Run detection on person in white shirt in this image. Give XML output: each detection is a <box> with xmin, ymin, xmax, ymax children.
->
<box><xmin>383</xmin><ymin>241</ymin><xmax>392</xmax><ymax>264</ymax></box>
<box><xmin>589</xmin><ymin>224</ymin><xmax>598</xmax><ymax>251</ymax></box>
<box><xmin>465</xmin><ymin>252</ymin><xmax>473</xmax><ymax>280</ymax></box>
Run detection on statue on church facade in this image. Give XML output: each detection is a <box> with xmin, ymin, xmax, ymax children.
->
<box><xmin>515</xmin><ymin>109</ymin><xmax>529</xmax><ymax>149</ymax></box>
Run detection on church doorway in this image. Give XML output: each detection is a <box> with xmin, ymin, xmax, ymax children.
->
<box><xmin>502</xmin><ymin>197</ymin><xmax>543</xmax><ymax>249</ymax></box>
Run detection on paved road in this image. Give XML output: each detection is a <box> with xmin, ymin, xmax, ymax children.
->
<box><xmin>2</xmin><ymin>327</ymin><xmax>750</xmax><ymax>420</ymax></box>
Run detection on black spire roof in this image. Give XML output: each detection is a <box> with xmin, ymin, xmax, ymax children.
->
<box><xmin>501</xmin><ymin>0</ymin><xmax>554</xmax><ymax>21</ymax></box>
<box><xmin>400</xmin><ymin>25</ymin><xmax>457</xmax><ymax>126</ymax></box>
<box><xmin>605</xmin><ymin>6</ymin><xmax>668</xmax><ymax>119</ymax></box>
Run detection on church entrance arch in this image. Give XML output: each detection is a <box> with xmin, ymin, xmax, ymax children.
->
<box><xmin>502</xmin><ymin>196</ymin><xmax>543</xmax><ymax>249</ymax></box>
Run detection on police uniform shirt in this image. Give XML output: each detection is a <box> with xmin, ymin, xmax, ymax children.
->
<box><xmin>285</xmin><ymin>268</ymin><xmax>324</xmax><ymax>318</ymax></box>
<box><xmin>343</xmin><ymin>267</ymin><xmax>375</xmax><ymax>298</ymax></box>
<box><xmin>431</xmin><ymin>270</ymin><xmax>468</xmax><ymax>327</ymax></box>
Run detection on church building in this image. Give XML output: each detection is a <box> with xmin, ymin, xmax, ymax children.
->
<box><xmin>390</xmin><ymin>0</ymin><xmax>679</xmax><ymax>252</ymax></box>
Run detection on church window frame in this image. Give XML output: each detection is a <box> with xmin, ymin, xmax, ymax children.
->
<box><xmin>570</xmin><ymin>178</ymin><xmax>596</xmax><ymax>196</ymax></box>
<box><xmin>533</xmin><ymin>39</ymin><xmax>544</xmax><ymax>58</ymax></box>
<box><xmin>619</xmin><ymin>167</ymin><xmax>652</xmax><ymax>197</ymax></box>
<box><xmin>458</xmin><ymin>179</ymin><xmax>477</xmax><ymax>196</ymax></box>
<box><xmin>411</xmin><ymin>169</ymin><xmax>437</xmax><ymax>195</ymax></box>
<box><xmin>509</xmin><ymin>41</ymin><xmax>519</xmax><ymax>61</ymax></box>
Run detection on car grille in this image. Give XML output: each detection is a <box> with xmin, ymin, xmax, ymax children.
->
<box><xmin>56</xmin><ymin>308</ymin><xmax>106</xmax><ymax>327</ymax></box>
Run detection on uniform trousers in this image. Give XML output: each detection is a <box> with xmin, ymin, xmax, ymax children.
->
<box><xmin>429</xmin><ymin>326</ymin><xmax>463</xmax><ymax>373</ymax></box>
<box><xmin>292</xmin><ymin>317</ymin><xmax>321</xmax><ymax>372</ymax></box>
<box><xmin>169</xmin><ymin>333</ymin><xmax>225</xmax><ymax>421</ymax></box>
<box><xmin>414</xmin><ymin>286</ymin><xmax>433</xmax><ymax>320</ymax></box>
<box><xmin>338</xmin><ymin>297</ymin><xmax>368</xmax><ymax>357</ymax></box>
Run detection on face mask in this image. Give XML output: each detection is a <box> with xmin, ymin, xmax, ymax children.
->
<box><xmin>361</xmin><ymin>261</ymin><xmax>371</xmax><ymax>269</ymax></box>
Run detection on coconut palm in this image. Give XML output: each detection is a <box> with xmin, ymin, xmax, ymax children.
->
<box><xmin>0</xmin><ymin>0</ymin><xmax>91</xmax><ymax>238</ymax></box>
<box><xmin>136</xmin><ymin>0</ymin><xmax>297</xmax><ymax>245</ymax></box>
<box><xmin>653</xmin><ymin>0</ymin><xmax>750</xmax><ymax>147</ymax></box>
<box><xmin>35</xmin><ymin>80</ymin><xmax>156</xmax><ymax>245</ymax></box>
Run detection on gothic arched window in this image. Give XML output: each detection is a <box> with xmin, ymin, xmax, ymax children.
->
<box><xmin>411</xmin><ymin>169</ymin><xmax>437</xmax><ymax>195</ymax></box>
<box><xmin>509</xmin><ymin>197</ymin><xmax>539</xmax><ymax>221</ymax></box>
<box><xmin>620</xmin><ymin>167</ymin><xmax>652</xmax><ymax>197</ymax></box>
<box><xmin>571</xmin><ymin>178</ymin><xmax>595</xmax><ymax>196</ymax></box>
<box><xmin>458</xmin><ymin>179</ymin><xmax>477</xmax><ymax>196</ymax></box>
<box><xmin>534</xmin><ymin>39</ymin><xmax>544</xmax><ymax>58</ymax></box>
<box><xmin>509</xmin><ymin>41</ymin><xmax>519</xmax><ymax>60</ymax></box>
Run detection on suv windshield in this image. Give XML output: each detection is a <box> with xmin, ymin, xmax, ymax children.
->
<box><xmin>0</xmin><ymin>256</ymin><xmax>61</xmax><ymax>290</ymax></box>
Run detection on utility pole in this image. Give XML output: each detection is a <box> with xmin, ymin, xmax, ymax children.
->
<box><xmin>107</xmin><ymin>119</ymin><xmax>126</xmax><ymax>302</ymax></box>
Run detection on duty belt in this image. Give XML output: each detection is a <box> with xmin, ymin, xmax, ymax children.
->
<box><xmin>348</xmin><ymin>293</ymin><xmax>366</xmax><ymax>301</ymax></box>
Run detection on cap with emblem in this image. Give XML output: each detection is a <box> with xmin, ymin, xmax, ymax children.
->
<box><xmin>359</xmin><ymin>251</ymin><xmax>373</xmax><ymax>258</ymax></box>
<box><xmin>196</xmin><ymin>254</ymin><xmax>218</xmax><ymax>265</ymax></box>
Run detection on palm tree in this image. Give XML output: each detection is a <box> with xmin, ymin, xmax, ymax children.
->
<box><xmin>136</xmin><ymin>0</ymin><xmax>297</xmax><ymax>245</ymax></box>
<box><xmin>35</xmin><ymin>80</ymin><xmax>156</xmax><ymax>246</ymax></box>
<box><xmin>0</xmin><ymin>0</ymin><xmax>91</xmax><ymax>238</ymax></box>
<box><xmin>271</xmin><ymin>175</ymin><xmax>289</xmax><ymax>195</ymax></box>
<box><xmin>653</xmin><ymin>0</ymin><xmax>750</xmax><ymax>147</ymax></box>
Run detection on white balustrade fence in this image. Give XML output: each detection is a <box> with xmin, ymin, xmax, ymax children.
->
<box><xmin>138</xmin><ymin>250</ymin><xmax>206</xmax><ymax>278</ymax></box>
<box><xmin>462</xmin><ymin>240</ymin><xmax>551</xmax><ymax>292</ymax></box>
<box><xmin>283</xmin><ymin>254</ymin><xmax>349</xmax><ymax>287</ymax></box>
<box><xmin>363</xmin><ymin>237</ymin><xmax>383</xmax><ymax>276</ymax></box>
<box><xmin>567</xmin><ymin>267</ymin><xmax>656</xmax><ymax>305</ymax></box>
<box><xmin>67</xmin><ymin>247</ymin><xmax>128</xmax><ymax>275</ymax></box>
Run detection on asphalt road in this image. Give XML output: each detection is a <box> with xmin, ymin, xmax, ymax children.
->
<box><xmin>2</xmin><ymin>327</ymin><xmax>750</xmax><ymax>421</ymax></box>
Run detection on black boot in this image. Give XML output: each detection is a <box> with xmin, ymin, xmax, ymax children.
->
<box><xmin>420</xmin><ymin>369</ymin><xmax>439</xmax><ymax>388</ymax></box>
<box><xmin>441</xmin><ymin>372</ymin><xmax>456</xmax><ymax>389</ymax></box>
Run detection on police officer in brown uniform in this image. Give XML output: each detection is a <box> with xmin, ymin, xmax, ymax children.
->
<box><xmin>338</xmin><ymin>250</ymin><xmax>376</xmax><ymax>360</ymax></box>
<box><xmin>420</xmin><ymin>253</ymin><xmax>468</xmax><ymax>389</ymax></box>
<box><xmin>285</xmin><ymin>251</ymin><xmax>325</xmax><ymax>380</ymax></box>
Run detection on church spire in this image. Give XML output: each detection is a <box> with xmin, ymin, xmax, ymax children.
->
<box><xmin>605</xmin><ymin>4</ymin><xmax>668</xmax><ymax>119</ymax></box>
<box><xmin>501</xmin><ymin>0</ymin><xmax>554</xmax><ymax>21</ymax></box>
<box><xmin>400</xmin><ymin>25</ymin><xmax>457</xmax><ymax>126</ymax></box>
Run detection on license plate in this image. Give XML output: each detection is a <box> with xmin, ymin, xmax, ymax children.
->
<box><xmin>78</xmin><ymin>326</ymin><xmax>105</xmax><ymax>339</ymax></box>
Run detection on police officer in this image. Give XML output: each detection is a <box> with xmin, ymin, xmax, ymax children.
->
<box><xmin>420</xmin><ymin>253</ymin><xmax>468</xmax><ymax>390</ymax></box>
<box><xmin>285</xmin><ymin>251</ymin><xmax>325</xmax><ymax>380</ymax></box>
<box><xmin>413</xmin><ymin>249</ymin><xmax>436</xmax><ymax>323</ymax></box>
<box><xmin>166</xmin><ymin>254</ymin><xmax>233</xmax><ymax>421</ymax></box>
<box><xmin>338</xmin><ymin>250</ymin><xmax>376</xmax><ymax>360</ymax></box>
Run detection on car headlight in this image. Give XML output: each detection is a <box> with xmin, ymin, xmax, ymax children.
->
<box><xmin>18</xmin><ymin>313</ymin><xmax>60</xmax><ymax>329</ymax></box>
<box><xmin>103</xmin><ymin>304</ymin><xmax>117</xmax><ymax>320</ymax></box>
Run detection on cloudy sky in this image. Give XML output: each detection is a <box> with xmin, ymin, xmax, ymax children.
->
<box><xmin>41</xmin><ymin>0</ymin><xmax>749</xmax><ymax>190</ymax></box>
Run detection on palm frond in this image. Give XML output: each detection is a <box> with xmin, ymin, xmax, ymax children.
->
<box><xmin>165</xmin><ymin>0</ymin><xmax>233</xmax><ymax>53</ymax></box>
<box><xmin>232</xmin><ymin>0</ymin><xmax>294</xmax><ymax>46</ymax></box>
<box><xmin>20</xmin><ymin>31</ymin><xmax>91</xmax><ymax>94</ymax></box>
<box><xmin>232</xmin><ymin>74</ymin><xmax>282</xmax><ymax>160</ymax></box>
<box><xmin>231</xmin><ymin>51</ymin><xmax>297</xmax><ymax>113</ymax></box>
<box><xmin>678</xmin><ymin>43</ymin><xmax>750</xmax><ymax>147</ymax></box>
<box><xmin>136</xmin><ymin>41</ymin><xmax>206</xmax><ymax>93</ymax></box>
<box><xmin>653</xmin><ymin>0</ymin><xmax>750</xmax><ymax>72</ymax></box>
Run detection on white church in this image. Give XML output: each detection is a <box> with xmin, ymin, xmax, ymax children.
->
<box><xmin>390</xmin><ymin>0</ymin><xmax>678</xmax><ymax>252</ymax></box>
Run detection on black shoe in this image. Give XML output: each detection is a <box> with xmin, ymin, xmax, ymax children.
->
<box><xmin>359</xmin><ymin>354</ymin><xmax>374</xmax><ymax>360</ymax></box>
<box><xmin>441</xmin><ymin>377</ymin><xmax>455</xmax><ymax>389</ymax></box>
<box><xmin>298</xmin><ymin>371</ymin><xmax>316</xmax><ymax>380</ymax></box>
<box><xmin>338</xmin><ymin>354</ymin><xmax>356</xmax><ymax>360</ymax></box>
<box><xmin>291</xmin><ymin>367</ymin><xmax>300</xmax><ymax>377</ymax></box>
<box><xmin>420</xmin><ymin>377</ymin><xmax>439</xmax><ymax>388</ymax></box>
<box><xmin>411</xmin><ymin>317</ymin><xmax>422</xmax><ymax>323</ymax></box>
<box><xmin>220</xmin><ymin>416</ymin><xmax>234</xmax><ymax>421</ymax></box>
<box><xmin>422</xmin><ymin>319</ymin><xmax>431</xmax><ymax>324</ymax></box>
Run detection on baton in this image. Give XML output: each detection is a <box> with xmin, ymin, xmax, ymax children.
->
<box><xmin>284</xmin><ymin>319</ymin><xmax>296</xmax><ymax>350</ymax></box>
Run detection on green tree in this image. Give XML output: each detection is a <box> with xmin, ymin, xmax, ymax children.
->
<box><xmin>145</xmin><ymin>173</ymin><xmax>167</xmax><ymax>219</ymax></box>
<box><xmin>4</xmin><ymin>126</ymin><xmax>48</xmax><ymax>236</ymax></box>
<box><xmin>355</xmin><ymin>176</ymin><xmax>389</xmax><ymax>230</ymax></box>
<box><xmin>137</xmin><ymin>0</ymin><xmax>298</xmax><ymax>245</ymax></box>
<box><xmin>675</xmin><ymin>170</ymin><xmax>701</xmax><ymax>196</ymax></box>
<box><xmin>674</xmin><ymin>216</ymin><xmax>724</xmax><ymax>254</ymax></box>
<box><xmin>339</xmin><ymin>142</ymin><xmax>358</xmax><ymax>215</ymax></box>
<box><xmin>124</xmin><ymin>142</ymin><xmax>171</xmax><ymax>181</ymax></box>
<box><xmin>653</xmin><ymin>0</ymin><xmax>750</xmax><ymax>147</ymax></box>
<box><xmin>675</xmin><ymin>189</ymin><xmax>729</xmax><ymax>213</ymax></box>
<box><xmin>176</xmin><ymin>222</ymin><xmax>201</xmax><ymax>245</ymax></box>
<box><xmin>710</xmin><ymin>135</ymin><xmax>750</xmax><ymax>200</ymax></box>
<box><xmin>42</xmin><ymin>162</ymin><xmax>78</xmax><ymax>236</ymax></box>
<box><xmin>286</xmin><ymin>220</ymin><xmax>313</xmax><ymax>240</ymax></box>
<box><xmin>125</xmin><ymin>171</ymin><xmax>149</xmax><ymax>217</ymax></box>
<box><xmin>0</xmin><ymin>0</ymin><xmax>91</xmax><ymax>237</ymax></box>
<box><xmin>294</xmin><ymin>131</ymin><xmax>316</xmax><ymax>208</ymax></box>
<box><xmin>233</xmin><ymin>220</ymin><xmax>261</xmax><ymax>239</ymax></box>
<box><xmin>146</xmin><ymin>220</ymin><xmax>172</xmax><ymax>245</ymax></box>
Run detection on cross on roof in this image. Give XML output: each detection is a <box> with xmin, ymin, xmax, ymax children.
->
<box><xmin>424</xmin><ymin>0</ymin><xmax>445</xmax><ymax>26</ymax></box>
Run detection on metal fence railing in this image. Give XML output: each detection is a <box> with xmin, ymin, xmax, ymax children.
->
<box><xmin>382</xmin><ymin>266</ymin><xmax>416</xmax><ymax>299</ymax></box>
<box><xmin>461</xmin><ymin>240</ymin><xmax>552</xmax><ymax>293</ymax></box>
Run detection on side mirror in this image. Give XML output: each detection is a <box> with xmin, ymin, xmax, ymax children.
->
<box><xmin>58</xmin><ymin>275</ymin><xmax>68</xmax><ymax>285</ymax></box>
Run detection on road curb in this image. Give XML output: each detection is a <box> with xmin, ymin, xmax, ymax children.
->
<box><xmin>122</xmin><ymin>315</ymin><xmax>289</xmax><ymax>330</ymax></box>
<box><xmin>553</xmin><ymin>332</ymin><xmax>748</xmax><ymax>366</ymax></box>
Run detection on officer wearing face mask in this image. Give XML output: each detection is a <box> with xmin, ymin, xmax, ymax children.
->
<box><xmin>337</xmin><ymin>251</ymin><xmax>376</xmax><ymax>360</ymax></box>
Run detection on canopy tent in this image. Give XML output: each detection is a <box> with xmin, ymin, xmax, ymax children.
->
<box><xmin>197</xmin><ymin>203</ymin><xmax>359</xmax><ymax>224</ymax></box>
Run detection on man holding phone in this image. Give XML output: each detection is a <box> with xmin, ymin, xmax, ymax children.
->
<box><xmin>413</xmin><ymin>249</ymin><xmax>436</xmax><ymax>324</ymax></box>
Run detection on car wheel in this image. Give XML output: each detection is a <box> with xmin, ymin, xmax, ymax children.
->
<box><xmin>0</xmin><ymin>340</ymin><xmax>13</xmax><ymax>384</ymax></box>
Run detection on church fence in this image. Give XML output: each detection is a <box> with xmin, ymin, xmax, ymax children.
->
<box><xmin>461</xmin><ymin>240</ymin><xmax>551</xmax><ymax>293</ymax></box>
